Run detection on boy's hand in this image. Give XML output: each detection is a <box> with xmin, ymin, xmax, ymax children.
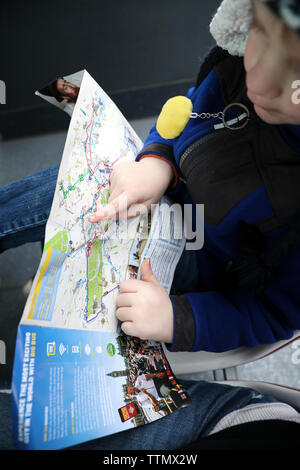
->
<box><xmin>88</xmin><ymin>157</ymin><xmax>173</xmax><ymax>222</ymax></box>
<box><xmin>116</xmin><ymin>258</ymin><xmax>174</xmax><ymax>344</ymax></box>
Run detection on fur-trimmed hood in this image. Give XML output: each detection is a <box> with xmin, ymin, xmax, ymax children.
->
<box><xmin>210</xmin><ymin>0</ymin><xmax>300</xmax><ymax>56</ymax></box>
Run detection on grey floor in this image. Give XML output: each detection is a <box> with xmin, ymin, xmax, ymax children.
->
<box><xmin>0</xmin><ymin>117</ymin><xmax>299</xmax><ymax>390</ymax></box>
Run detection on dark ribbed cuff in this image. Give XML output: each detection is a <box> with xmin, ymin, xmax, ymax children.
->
<box><xmin>167</xmin><ymin>294</ymin><xmax>195</xmax><ymax>351</ymax></box>
<box><xmin>136</xmin><ymin>142</ymin><xmax>175</xmax><ymax>163</ymax></box>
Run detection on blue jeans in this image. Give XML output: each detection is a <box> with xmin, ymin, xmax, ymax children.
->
<box><xmin>0</xmin><ymin>167</ymin><xmax>279</xmax><ymax>450</ymax></box>
<box><xmin>0</xmin><ymin>379</ymin><xmax>278</xmax><ymax>450</ymax></box>
<box><xmin>0</xmin><ymin>165</ymin><xmax>59</xmax><ymax>253</ymax></box>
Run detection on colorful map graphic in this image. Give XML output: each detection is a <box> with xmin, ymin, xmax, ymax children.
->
<box><xmin>22</xmin><ymin>71</ymin><xmax>144</xmax><ymax>332</ymax></box>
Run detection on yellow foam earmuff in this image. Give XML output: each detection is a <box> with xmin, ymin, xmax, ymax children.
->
<box><xmin>156</xmin><ymin>96</ymin><xmax>193</xmax><ymax>139</ymax></box>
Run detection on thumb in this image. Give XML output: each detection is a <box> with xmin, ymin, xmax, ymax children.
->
<box><xmin>140</xmin><ymin>258</ymin><xmax>159</xmax><ymax>284</ymax></box>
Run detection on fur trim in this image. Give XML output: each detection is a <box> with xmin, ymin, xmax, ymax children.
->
<box><xmin>210</xmin><ymin>0</ymin><xmax>253</xmax><ymax>56</ymax></box>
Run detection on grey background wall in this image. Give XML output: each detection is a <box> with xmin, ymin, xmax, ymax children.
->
<box><xmin>0</xmin><ymin>0</ymin><xmax>220</xmax><ymax>138</ymax></box>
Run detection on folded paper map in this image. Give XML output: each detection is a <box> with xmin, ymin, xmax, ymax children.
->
<box><xmin>12</xmin><ymin>70</ymin><xmax>190</xmax><ymax>450</ymax></box>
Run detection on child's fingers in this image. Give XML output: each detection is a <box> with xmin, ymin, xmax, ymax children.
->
<box><xmin>115</xmin><ymin>307</ymin><xmax>134</xmax><ymax>322</ymax></box>
<box><xmin>120</xmin><ymin>321</ymin><xmax>136</xmax><ymax>338</ymax></box>
<box><xmin>119</xmin><ymin>279</ymin><xmax>142</xmax><ymax>293</ymax></box>
<box><xmin>88</xmin><ymin>192</ymin><xmax>128</xmax><ymax>222</ymax></box>
<box><xmin>107</xmin><ymin>183</ymin><xmax>122</xmax><ymax>204</ymax></box>
<box><xmin>116</xmin><ymin>293</ymin><xmax>136</xmax><ymax>307</ymax></box>
<box><xmin>88</xmin><ymin>203</ymin><xmax>116</xmax><ymax>222</ymax></box>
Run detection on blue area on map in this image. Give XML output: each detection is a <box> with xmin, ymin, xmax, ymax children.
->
<box><xmin>33</xmin><ymin>249</ymin><xmax>66</xmax><ymax>322</ymax></box>
<box><xmin>12</xmin><ymin>325</ymin><xmax>133</xmax><ymax>450</ymax></box>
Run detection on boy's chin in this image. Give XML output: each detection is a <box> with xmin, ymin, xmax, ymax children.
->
<box><xmin>254</xmin><ymin>104</ymin><xmax>284</xmax><ymax>124</ymax></box>
<box><xmin>254</xmin><ymin>104</ymin><xmax>300</xmax><ymax>125</ymax></box>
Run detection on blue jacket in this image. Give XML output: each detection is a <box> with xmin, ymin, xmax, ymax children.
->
<box><xmin>136</xmin><ymin>47</ymin><xmax>300</xmax><ymax>353</ymax></box>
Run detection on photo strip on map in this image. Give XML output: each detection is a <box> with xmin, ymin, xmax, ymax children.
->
<box><xmin>35</xmin><ymin>71</ymin><xmax>84</xmax><ymax>117</ymax></box>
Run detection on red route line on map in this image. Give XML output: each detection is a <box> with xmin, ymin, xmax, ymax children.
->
<box><xmin>83</xmin><ymin>100</ymin><xmax>119</xmax><ymax>323</ymax></box>
<box><xmin>82</xmin><ymin>98</ymin><xmax>139</xmax><ymax>324</ymax></box>
<box><xmin>85</xmin><ymin>101</ymin><xmax>114</xmax><ymax>177</ymax></box>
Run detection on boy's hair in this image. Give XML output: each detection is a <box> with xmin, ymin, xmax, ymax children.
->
<box><xmin>263</xmin><ymin>0</ymin><xmax>300</xmax><ymax>35</ymax></box>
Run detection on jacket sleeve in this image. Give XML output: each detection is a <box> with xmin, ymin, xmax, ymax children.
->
<box><xmin>135</xmin><ymin>87</ymin><xmax>196</xmax><ymax>196</ymax></box>
<box><xmin>167</xmin><ymin>249</ymin><xmax>300</xmax><ymax>352</ymax></box>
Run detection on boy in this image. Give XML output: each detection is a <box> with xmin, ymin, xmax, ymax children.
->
<box><xmin>1</xmin><ymin>0</ymin><xmax>300</xmax><ymax>452</ymax></box>
<box><xmin>89</xmin><ymin>0</ymin><xmax>300</xmax><ymax>353</ymax></box>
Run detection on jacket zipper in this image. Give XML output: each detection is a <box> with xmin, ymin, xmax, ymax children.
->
<box><xmin>179</xmin><ymin>128</ymin><xmax>231</xmax><ymax>171</ymax></box>
<box><xmin>179</xmin><ymin>119</ymin><xmax>262</xmax><ymax>174</ymax></box>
